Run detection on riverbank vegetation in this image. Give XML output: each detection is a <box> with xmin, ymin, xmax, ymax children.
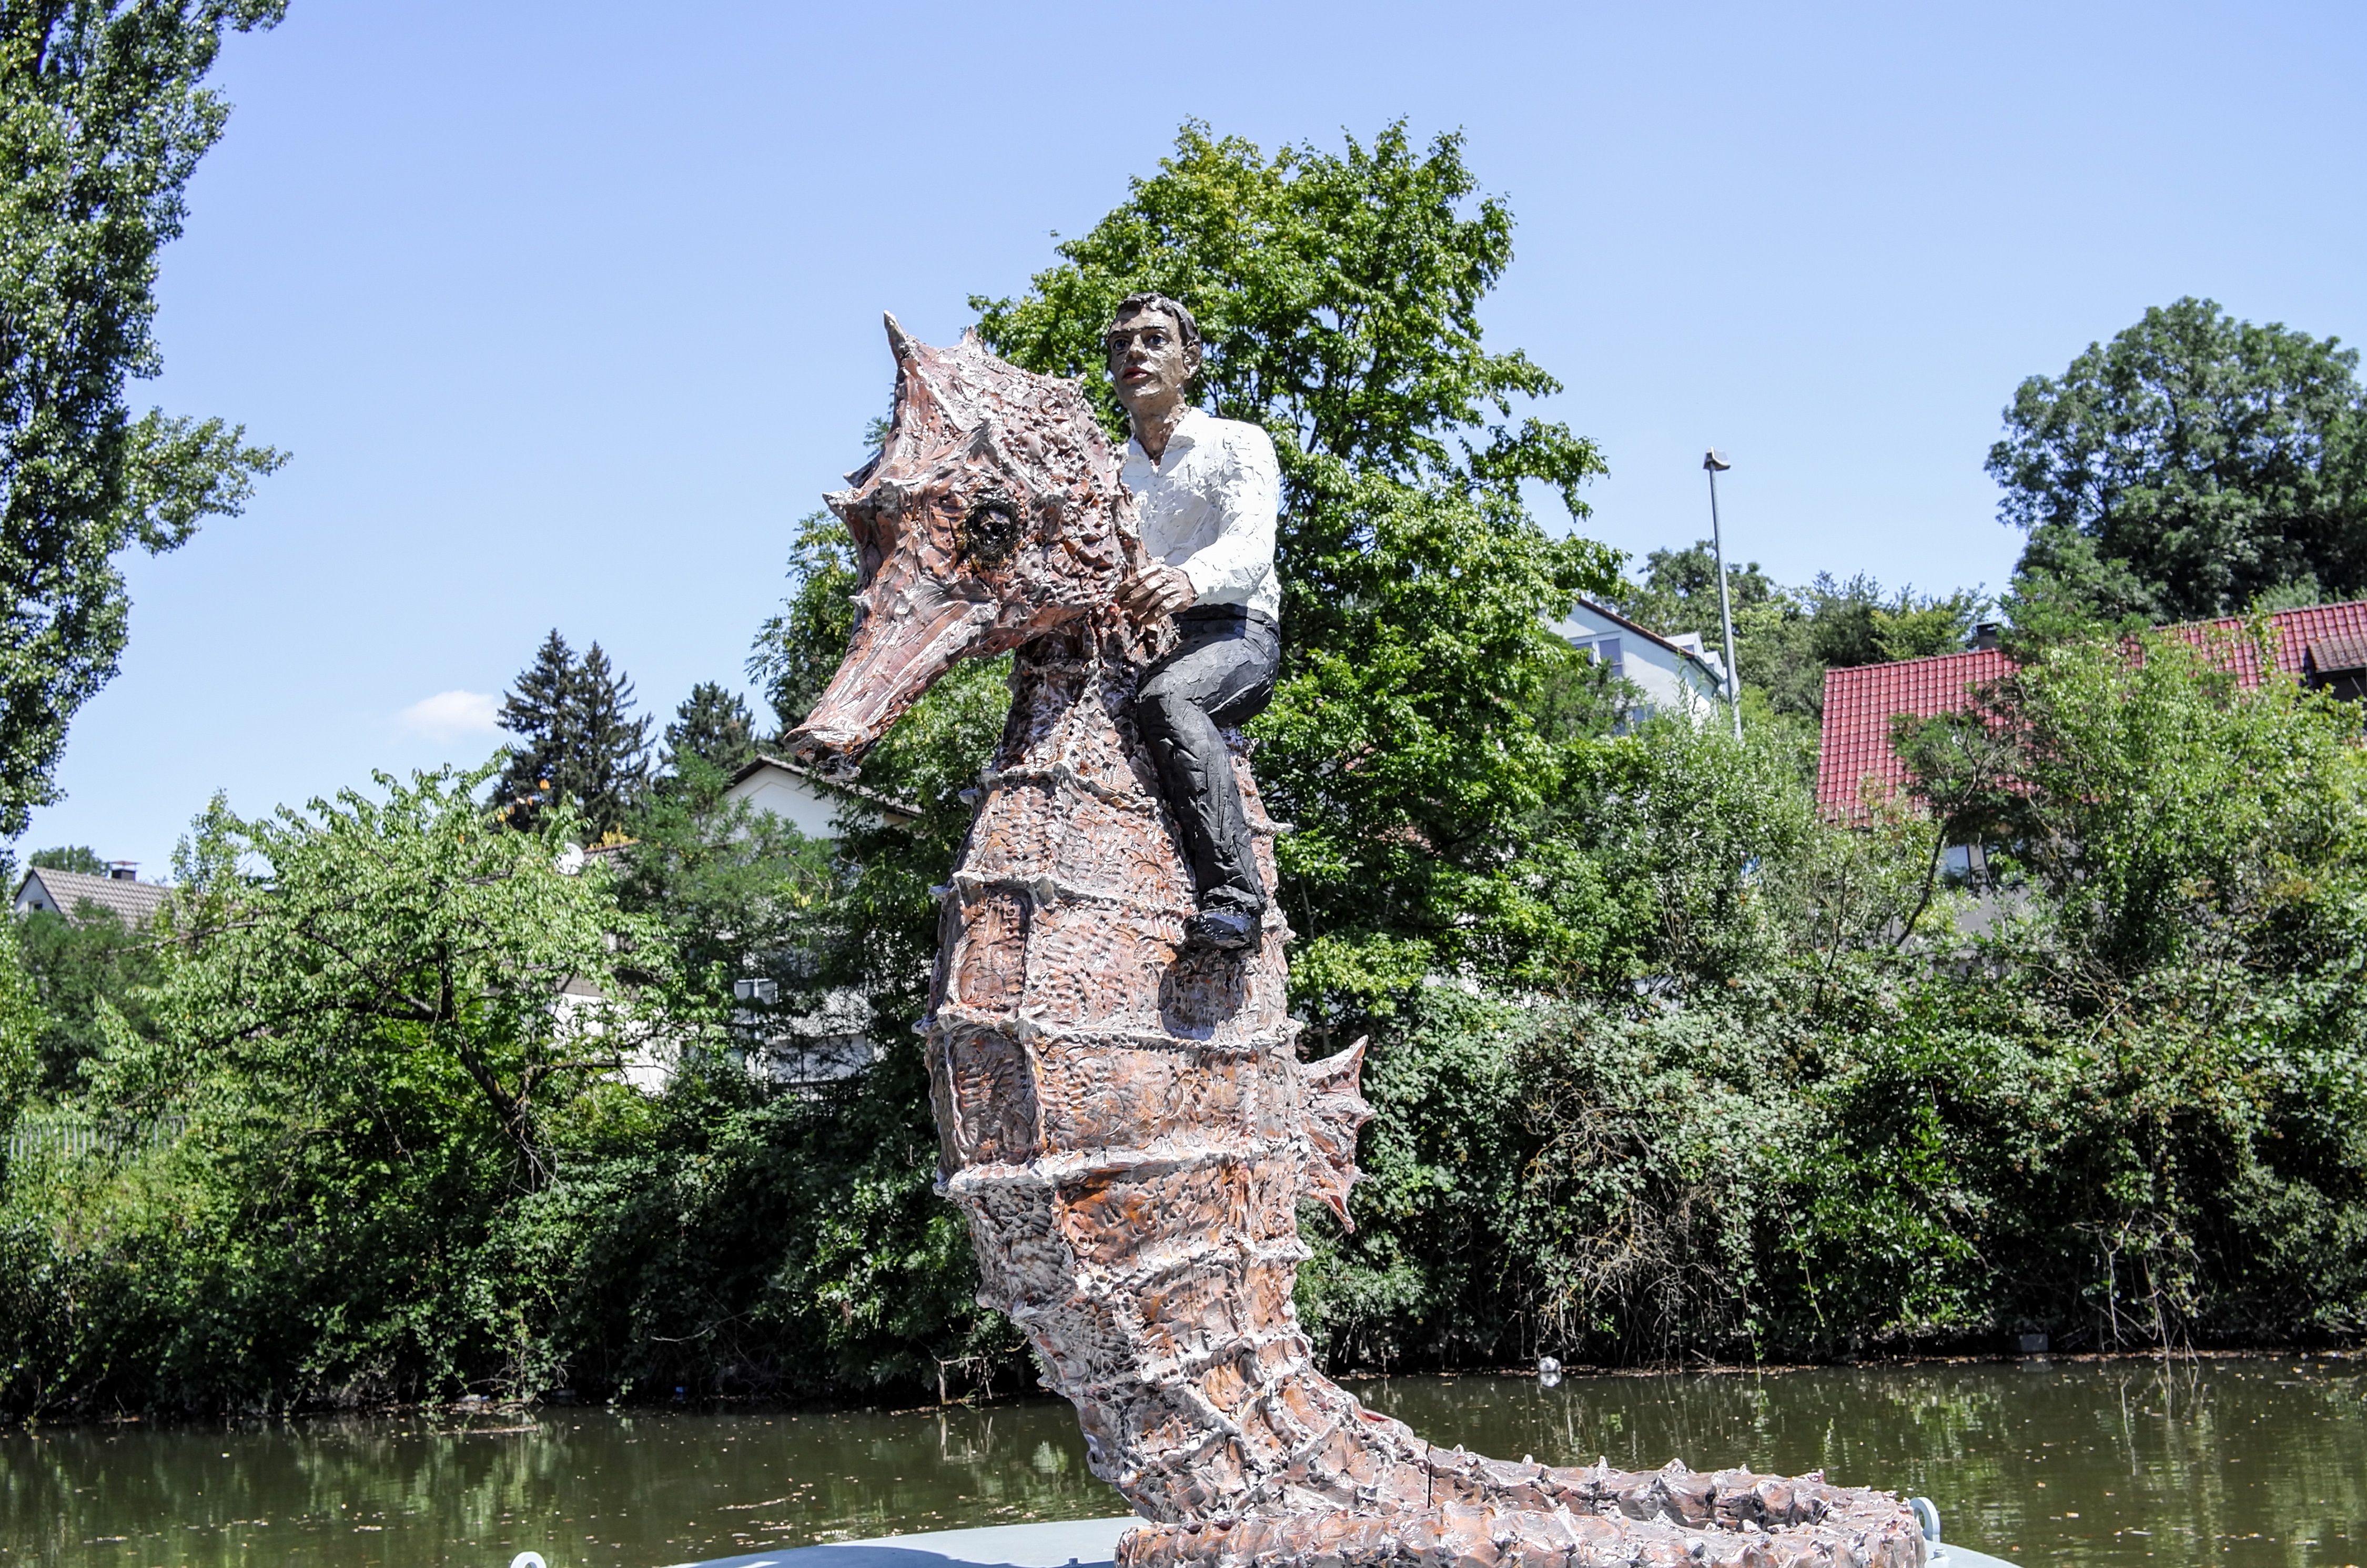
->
<box><xmin>5</xmin><ymin>117</ymin><xmax>2367</xmax><ymax>1417</ymax></box>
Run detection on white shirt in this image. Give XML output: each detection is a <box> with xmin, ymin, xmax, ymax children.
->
<box><xmin>1122</xmin><ymin>407</ymin><xmax>1281</xmax><ymax>621</ymax></box>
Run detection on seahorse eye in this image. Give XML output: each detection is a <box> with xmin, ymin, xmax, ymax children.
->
<box><xmin>960</xmin><ymin>497</ymin><xmax>1022</xmax><ymax>568</ymax></box>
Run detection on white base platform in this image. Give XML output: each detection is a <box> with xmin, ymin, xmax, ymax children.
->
<box><xmin>669</xmin><ymin>1516</ymin><xmax>1140</xmax><ymax>1568</ymax></box>
<box><xmin>665</xmin><ymin>1516</ymin><xmax>2014</xmax><ymax>1568</ymax></box>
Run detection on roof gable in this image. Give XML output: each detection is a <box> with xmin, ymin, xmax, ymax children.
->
<box><xmin>1559</xmin><ymin>598</ymin><xmax>1727</xmax><ymax>686</ymax></box>
<box><xmin>13</xmin><ymin>867</ymin><xmax>169</xmax><ymax>927</ymax></box>
<box><xmin>725</xmin><ymin>755</ymin><xmax>919</xmax><ymax>831</ymax></box>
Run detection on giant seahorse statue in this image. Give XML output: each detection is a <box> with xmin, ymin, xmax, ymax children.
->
<box><xmin>786</xmin><ymin>319</ymin><xmax>1924</xmax><ymax>1568</ymax></box>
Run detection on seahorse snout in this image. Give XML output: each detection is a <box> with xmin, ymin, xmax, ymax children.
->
<box><xmin>782</xmin><ymin>725</ymin><xmax>868</xmax><ymax>780</ymax></box>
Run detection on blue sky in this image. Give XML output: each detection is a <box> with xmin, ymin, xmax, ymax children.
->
<box><xmin>22</xmin><ymin>0</ymin><xmax>2364</xmax><ymax>874</ymax></box>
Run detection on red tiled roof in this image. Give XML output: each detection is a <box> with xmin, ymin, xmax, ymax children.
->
<box><xmin>1816</xmin><ymin>648</ymin><xmax>2013</xmax><ymax>820</ymax></box>
<box><xmin>2158</xmin><ymin>599</ymin><xmax>2367</xmax><ymax>686</ymax></box>
<box><xmin>1816</xmin><ymin>599</ymin><xmax>2367</xmax><ymax>821</ymax></box>
<box><xmin>2306</xmin><ymin>631</ymin><xmax>2367</xmax><ymax>673</ymax></box>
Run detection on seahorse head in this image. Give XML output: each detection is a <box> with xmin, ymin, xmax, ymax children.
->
<box><xmin>785</xmin><ymin>316</ymin><xmax>1140</xmax><ymax>775</ymax></box>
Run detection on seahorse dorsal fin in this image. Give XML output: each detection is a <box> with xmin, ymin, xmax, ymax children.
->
<box><xmin>1300</xmin><ymin>1035</ymin><xmax>1372</xmax><ymax>1229</ymax></box>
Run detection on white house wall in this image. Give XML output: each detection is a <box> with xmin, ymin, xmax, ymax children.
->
<box><xmin>1550</xmin><ymin>601</ymin><xmax>1726</xmax><ymax>724</ymax></box>
<box><xmin>725</xmin><ymin>771</ymin><xmax>845</xmax><ymax>839</ymax></box>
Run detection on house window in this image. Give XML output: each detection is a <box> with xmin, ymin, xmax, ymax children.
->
<box><xmin>1592</xmin><ymin>636</ymin><xmax>1623</xmax><ymax>677</ymax></box>
<box><xmin>1940</xmin><ymin>842</ymin><xmax>1990</xmax><ymax>891</ymax></box>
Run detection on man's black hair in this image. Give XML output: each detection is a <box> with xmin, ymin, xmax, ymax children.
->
<box><xmin>1106</xmin><ymin>292</ymin><xmax>1203</xmax><ymax>373</ymax></box>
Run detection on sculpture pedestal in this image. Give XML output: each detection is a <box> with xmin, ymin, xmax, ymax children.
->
<box><xmin>673</xmin><ymin>1516</ymin><xmax>1136</xmax><ymax>1568</ymax></box>
<box><xmin>669</xmin><ymin>1515</ymin><xmax>2017</xmax><ymax>1568</ymax></box>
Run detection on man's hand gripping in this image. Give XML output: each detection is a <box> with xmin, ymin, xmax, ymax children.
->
<box><xmin>1117</xmin><ymin>563</ymin><xmax>1197</xmax><ymax>624</ymax></box>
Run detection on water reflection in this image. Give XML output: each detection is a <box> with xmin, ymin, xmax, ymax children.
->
<box><xmin>1356</xmin><ymin>1357</ymin><xmax>2367</xmax><ymax>1566</ymax></box>
<box><xmin>2</xmin><ymin>1403</ymin><xmax>1110</xmax><ymax>1568</ymax></box>
<box><xmin>2</xmin><ymin>1358</ymin><xmax>2360</xmax><ymax>1568</ymax></box>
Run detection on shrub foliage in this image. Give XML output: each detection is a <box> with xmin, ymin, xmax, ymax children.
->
<box><xmin>8</xmin><ymin>127</ymin><xmax>2367</xmax><ymax>1416</ymax></box>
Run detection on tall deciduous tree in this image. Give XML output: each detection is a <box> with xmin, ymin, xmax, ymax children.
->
<box><xmin>970</xmin><ymin>121</ymin><xmax>1621</xmax><ymax>1011</ymax></box>
<box><xmin>0</xmin><ymin>1</ymin><xmax>289</xmax><ymax>835</ymax></box>
<box><xmin>750</xmin><ymin>509</ymin><xmax>859</xmax><ymax>739</ymax></box>
<box><xmin>1991</xmin><ymin>297</ymin><xmax>2367</xmax><ymax>623</ymax></box>
<box><xmin>974</xmin><ymin>122</ymin><xmax>1605</xmax><ymax>510</ymax></box>
<box><xmin>730</xmin><ymin>123</ymin><xmax>1631</xmax><ymax>1395</ymax></box>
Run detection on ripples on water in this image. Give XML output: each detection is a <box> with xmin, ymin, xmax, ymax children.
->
<box><xmin>3</xmin><ymin>1357</ymin><xmax>2360</xmax><ymax>1568</ymax></box>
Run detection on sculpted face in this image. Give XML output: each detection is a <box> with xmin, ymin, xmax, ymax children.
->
<box><xmin>1106</xmin><ymin>306</ymin><xmax>1194</xmax><ymax>422</ymax></box>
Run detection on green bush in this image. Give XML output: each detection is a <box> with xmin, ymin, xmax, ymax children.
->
<box><xmin>8</xmin><ymin>626</ymin><xmax>2367</xmax><ymax>1415</ymax></box>
<box><xmin>1292</xmin><ymin>633</ymin><xmax>2367</xmax><ymax>1368</ymax></box>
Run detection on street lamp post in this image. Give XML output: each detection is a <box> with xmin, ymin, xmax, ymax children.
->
<box><xmin>1703</xmin><ymin>449</ymin><xmax>1741</xmax><ymax>740</ymax></box>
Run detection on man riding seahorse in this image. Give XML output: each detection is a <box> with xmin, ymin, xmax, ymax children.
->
<box><xmin>785</xmin><ymin>304</ymin><xmax>1924</xmax><ymax>1568</ymax></box>
<box><xmin>1105</xmin><ymin>292</ymin><xmax>1282</xmax><ymax>955</ymax></box>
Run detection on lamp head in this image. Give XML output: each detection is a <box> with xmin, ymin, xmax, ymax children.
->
<box><xmin>1703</xmin><ymin>449</ymin><xmax>1732</xmax><ymax>472</ymax></box>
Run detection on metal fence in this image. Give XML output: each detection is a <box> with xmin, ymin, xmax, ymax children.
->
<box><xmin>4</xmin><ymin>1115</ymin><xmax>187</xmax><ymax>1161</ymax></box>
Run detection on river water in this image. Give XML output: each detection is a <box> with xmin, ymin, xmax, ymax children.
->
<box><xmin>5</xmin><ymin>1357</ymin><xmax>2361</xmax><ymax>1568</ymax></box>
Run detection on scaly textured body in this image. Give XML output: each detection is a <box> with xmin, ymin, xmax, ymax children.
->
<box><xmin>787</xmin><ymin>321</ymin><xmax>1925</xmax><ymax>1568</ymax></box>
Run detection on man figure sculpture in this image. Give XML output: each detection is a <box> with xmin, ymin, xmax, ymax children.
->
<box><xmin>1108</xmin><ymin>294</ymin><xmax>1281</xmax><ymax>953</ymax></box>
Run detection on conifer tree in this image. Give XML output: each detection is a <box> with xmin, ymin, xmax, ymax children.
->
<box><xmin>495</xmin><ymin>630</ymin><xmax>575</xmax><ymax>831</ymax></box>
<box><xmin>494</xmin><ymin>631</ymin><xmax>650</xmax><ymax>837</ymax></box>
<box><xmin>570</xmin><ymin>643</ymin><xmax>651</xmax><ymax>838</ymax></box>
<box><xmin>660</xmin><ymin>682</ymin><xmax>757</xmax><ymax>780</ymax></box>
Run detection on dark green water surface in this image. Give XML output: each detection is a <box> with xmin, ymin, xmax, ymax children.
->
<box><xmin>5</xmin><ymin>1357</ymin><xmax>2361</xmax><ymax>1568</ymax></box>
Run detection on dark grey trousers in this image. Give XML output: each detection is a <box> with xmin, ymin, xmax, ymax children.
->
<box><xmin>1136</xmin><ymin>606</ymin><xmax>1282</xmax><ymax>916</ymax></box>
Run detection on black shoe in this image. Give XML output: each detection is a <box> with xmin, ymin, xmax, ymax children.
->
<box><xmin>1182</xmin><ymin>907</ymin><xmax>1259</xmax><ymax>952</ymax></box>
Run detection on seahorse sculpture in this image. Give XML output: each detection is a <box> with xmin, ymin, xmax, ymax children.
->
<box><xmin>786</xmin><ymin>318</ymin><xmax>1925</xmax><ymax>1568</ymax></box>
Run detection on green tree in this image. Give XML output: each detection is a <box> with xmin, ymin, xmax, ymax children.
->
<box><xmin>147</xmin><ymin>770</ymin><xmax>680</xmax><ymax>1187</ymax></box>
<box><xmin>14</xmin><ymin>901</ymin><xmax>164</xmax><ymax>1094</ymax></box>
<box><xmin>616</xmin><ymin>778</ymin><xmax>830</xmax><ymax>1016</ymax></box>
<box><xmin>744</xmin><ymin>470</ymin><xmax>1026</xmax><ymax>1397</ymax></box>
<box><xmin>1616</xmin><ymin>540</ymin><xmax>1782</xmax><ymax>642</ymax></box>
<box><xmin>1</xmin><ymin>1</ymin><xmax>289</xmax><ymax>836</ymax></box>
<box><xmin>1992</xmin><ymin>297</ymin><xmax>2367</xmax><ymax>623</ymax></box>
<box><xmin>750</xmin><ymin>509</ymin><xmax>861</xmax><ymax>739</ymax></box>
<box><xmin>0</xmin><ymin>914</ymin><xmax>42</xmax><ymax>1167</ymax></box>
<box><xmin>1301</xmin><ymin>715</ymin><xmax>1956</xmax><ymax>1368</ymax></box>
<box><xmin>1755</xmin><ymin>574</ymin><xmax>1987</xmax><ymax>720</ymax></box>
<box><xmin>26</xmin><ymin>846</ymin><xmax>105</xmax><ymax>874</ymax></box>
<box><xmin>729</xmin><ymin>122</ymin><xmax>1635</xmax><ymax>1393</ymax></box>
<box><xmin>1295</xmin><ymin>986</ymin><xmax>1535</xmax><ymax>1370</ymax></box>
<box><xmin>569</xmin><ymin>642</ymin><xmax>649</xmax><ymax>837</ymax></box>
<box><xmin>495</xmin><ymin>630</ymin><xmax>650</xmax><ymax>838</ymax></box>
<box><xmin>658</xmin><ymin>682</ymin><xmax>757</xmax><ymax>787</ymax></box>
<box><xmin>1620</xmin><ymin>548</ymin><xmax>1987</xmax><ymax>722</ymax></box>
<box><xmin>0</xmin><ymin>768</ymin><xmax>701</xmax><ymax>1413</ymax></box>
<box><xmin>1891</xmin><ymin>628</ymin><xmax>2367</xmax><ymax>1343</ymax></box>
<box><xmin>673</xmin><ymin>569</ymin><xmax>1033</xmax><ymax>1397</ymax></box>
<box><xmin>1510</xmin><ymin>999</ymin><xmax>1797</xmax><ymax>1363</ymax></box>
<box><xmin>494</xmin><ymin>628</ymin><xmax>574</xmax><ymax>825</ymax></box>
<box><xmin>974</xmin><ymin>122</ymin><xmax>1606</xmax><ymax>512</ymax></box>
<box><xmin>1925</xmin><ymin>624</ymin><xmax>2367</xmax><ymax>985</ymax></box>
<box><xmin>973</xmin><ymin>120</ymin><xmax>1620</xmax><ymax>1013</ymax></box>
<box><xmin>603</xmin><ymin>714</ymin><xmax>1025</xmax><ymax>1399</ymax></box>
<box><xmin>1492</xmin><ymin>639</ymin><xmax>2367</xmax><ymax>1361</ymax></box>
